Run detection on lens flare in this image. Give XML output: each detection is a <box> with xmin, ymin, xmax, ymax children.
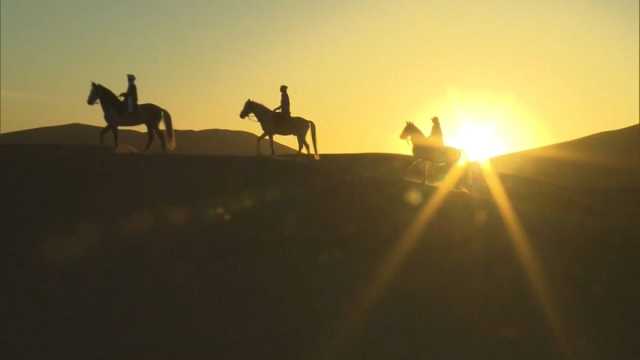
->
<box><xmin>448</xmin><ymin>121</ymin><xmax>507</xmax><ymax>161</ymax></box>
<box><xmin>324</xmin><ymin>162</ymin><xmax>468</xmax><ymax>358</ymax></box>
<box><xmin>480</xmin><ymin>161</ymin><xmax>573</xmax><ymax>356</ymax></box>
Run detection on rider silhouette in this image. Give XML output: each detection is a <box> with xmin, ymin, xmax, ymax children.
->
<box><xmin>272</xmin><ymin>85</ymin><xmax>290</xmax><ymax>121</ymax></box>
<box><xmin>119</xmin><ymin>74</ymin><xmax>138</xmax><ymax>113</ymax></box>
<box><xmin>428</xmin><ymin>116</ymin><xmax>444</xmax><ymax>147</ymax></box>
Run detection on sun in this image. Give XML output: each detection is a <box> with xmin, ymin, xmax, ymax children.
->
<box><xmin>448</xmin><ymin>121</ymin><xmax>507</xmax><ymax>161</ymax></box>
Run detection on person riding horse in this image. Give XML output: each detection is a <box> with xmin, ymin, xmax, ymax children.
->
<box><xmin>118</xmin><ymin>74</ymin><xmax>138</xmax><ymax>114</ymax></box>
<box><xmin>240</xmin><ymin>98</ymin><xmax>319</xmax><ymax>159</ymax></box>
<box><xmin>272</xmin><ymin>85</ymin><xmax>291</xmax><ymax>123</ymax></box>
<box><xmin>426</xmin><ymin>116</ymin><xmax>444</xmax><ymax>148</ymax></box>
<box><xmin>400</xmin><ymin>116</ymin><xmax>461</xmax><ymax>183</ymax></box>
<box><xmin>88</xmin><ymin>81</ymin><xmax>175</xmax><ymax>152</ymax></box>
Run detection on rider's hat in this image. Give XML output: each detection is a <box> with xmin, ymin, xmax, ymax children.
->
<box><xmin>280</xmin><ymin>85</ymin><xmax>288</xmax><ymax>91</ymax></box>
<box><xmin>431</xmin><ymin>116</ymin><xmax>440</xmax><ymax>123</ymax></box>
<box><xmin>127</xmin><ymin>74</ymin><xmax>136</xmax><ymax>81</ymax></box>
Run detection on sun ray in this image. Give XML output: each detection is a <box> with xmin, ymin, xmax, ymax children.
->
<box><xmin>322</xmin><ymin>162</ymin><xmax>468</xmax><ymax>358</ymax></box>
<box><xmin>448</xmin><ymin>121</ymin><xmax>507</xmax><ymax>161</ymax></box>
<box><xmin>480</xmin><ymin>161</ymin><xmax>573</xmax><ymax>356</ymax></box>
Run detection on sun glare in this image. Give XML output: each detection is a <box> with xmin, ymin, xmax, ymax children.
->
<box><xmin>448</xmin><ymin>121</ymin><xmax>507</xmax><ymax>161</ymax></box>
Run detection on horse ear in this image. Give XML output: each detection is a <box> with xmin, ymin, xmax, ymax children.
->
<box><xmin>91</xmin><ymin>81</ymin><xmax>96</xmax><ymax>86</ymax></box>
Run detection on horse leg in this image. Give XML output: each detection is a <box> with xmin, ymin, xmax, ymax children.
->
<box><xmin>256</xmin><ymin>133</ymin><xmax>267</xmax><ymax>155</ymax></box>
<box><xmin>465</xmin><ymin>164</ymin><xmax>473</xmax><ymax>192</ymax></box>
<box><xmin>144</xmin><ymin>124</ymin><xmax>155</xmax><ymax>152</ymax></box>
<box><xmin>100</xmin><ymin>125</ymin><xmax>111</xmax><ymax>145</ymax></box>
<box><xmin>303</xmin><ymin>140</ymin><xmax>310</xmax><ymax>154</ymax></box>
<box><xmin>269</xmin><ymin>135</ymin><xmax>275</xmax><ymax>156</ymax></box>
<box><xmin>302</xmin><ymin>130</ymin><xmax>311</xmax><ymax>155</ymax></box>
<box><xmin>299</xmin><ymin>126</ymin><xmax>310</xmax><ymax>156</ymax></box>
<box><xmin>296</xmin><ymin>136</ymin><xmax>303</xmax><ymax>155</ymax></box>
<box><xmin>157</xmin><ymin>129</ymin><xmax>167</xmax><ymax>152</ymax></box>
<box><xmin>111</xmin><ymin>126</ymin><xmax>119</xmax><ymax>148</ymax></box>
<box><xmin>406</xmin><ymin>159</ymin><xmax>420</xmax><ymax>177</ymax></box>
<box><xmin>424</xmin><ymin>162</ymin><xmax>432</xmax><ymax>184</ymax></box>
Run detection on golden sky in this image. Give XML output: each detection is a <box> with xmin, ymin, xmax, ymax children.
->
<box><xmin>1</xmin><ymin>0</ymin><xmax>638</xmax><ymax>155</ymax></box>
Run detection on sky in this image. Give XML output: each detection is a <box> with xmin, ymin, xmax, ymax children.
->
<box><xmin>1</xmin><ymin>0</ymin><xmax>638</xmax><ymax>155</ymax></box>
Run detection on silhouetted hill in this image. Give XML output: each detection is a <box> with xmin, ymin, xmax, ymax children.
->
<box><xmin>2</xmin><ymin>144</ymin><xmax>638</xmax><ymax>359</ymax></box>
<box><xmin>0</xmin><ymin>123</ymin><xmax>296</xmax><ymax>155</ymax></box>
<box><xmin>492</xmin><ymin>124</ymin><xmax>639</xmax><ymax>189</ymax></box>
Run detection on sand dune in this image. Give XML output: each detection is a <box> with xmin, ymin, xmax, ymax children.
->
<box><xmin>492</xmin><ymin>124</ymin><xmax>639</xmax><ymax>188</ymax></box>
<box><xmin>2</xmin><ymin>124</ymin><xmax>638</xmax><ymax>359</ymax></box>
<box><xmin>0</xmin><ymin>123</ymin><xmax>296</xmax><ymax>155</ymax></box>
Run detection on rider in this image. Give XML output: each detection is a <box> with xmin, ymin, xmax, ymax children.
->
<box><xmin>272</xmin><ymin>85</ymin><xmax>290</xmax><ymax>121</ymax></box>
<box><xmin>427</xmin><ymin>116</ymin><xmax>444</xmax><ymax>147</ymax></box>
<box><xmin>119</xmin><ymin>74</ymin><xmax>138</xmax><ymax>113</ymax></box>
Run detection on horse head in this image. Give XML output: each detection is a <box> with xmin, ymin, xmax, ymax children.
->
<box><xmin>87</xmin><ymin>82</ymin><xmax>99</xmax><ymax>105</ymax></box>
<box><xmin>400</xmin><ymin>121</ymin><xmax>418</xmax><ymax>140</ymax></box>
<box><xmin>87</xmin><ymin>82</ymin><xmax>122</xmax><ymax>112</ymax></box>
<box><xmin>239</xmin><ymin>99</ymin><xmax>253</xmax><ymax>119</ymax></box>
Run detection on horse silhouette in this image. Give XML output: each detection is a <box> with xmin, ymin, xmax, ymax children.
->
<box><xmin>87</xmin><ymin>82</ymin><xmax>175</xmax><ymax>152</ymax></box>
<box><xmin>240</xmin><ymin>99</ymin><xmax>318</xmax><ymax>159</ymax></box>
<box><xmin>400</xmin><ymin>121</ymin><xmax>462</xmax><ymax>183</ymax></box>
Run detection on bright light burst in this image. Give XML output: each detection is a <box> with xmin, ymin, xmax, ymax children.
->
<box><xmin>326</xmin><ymin>159</ymin><xmax>575</xmax><ymax>358</ymax></box>
<box><xmin>480</xmin><ymin>162</ymin><xmax>572</xmax><ymax>355</ymax></box>
<box><xmin>448</xmin><ymin>121</ymin><xmax>507</xmax><ymax>161</ymax></box>
<box><xmin>324</xmin><ymin>162</ymin><xmax>468</xmax><ymax>358</ymax></box>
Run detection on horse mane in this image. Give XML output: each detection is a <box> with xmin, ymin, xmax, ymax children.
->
<box><xmin>96</xmin><ymin>84</ymin><xmax>122</xmax><ymax>108</ymax></box>
<box><xmin>406</xmin><ymin>121</ymin><xmax>424</xmax><ymax>136</ymax></box>
<box><xmin>249</xmin><ymin>100</ymin><xmax>271</xmax><ymax>113</ymax></box>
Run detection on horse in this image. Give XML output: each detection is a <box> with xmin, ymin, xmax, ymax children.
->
<box><xmin>239</xmin><ymin>99</ymin><xmax>319</xmax><ymax>159</ymax></box>
<box><xmin>400</xmin><ymin>121</ymin><xmax>463</xmax><ymax>184</ymax></box>
<box><xmin>86</xmin><ymin>82</ymin><xmax>175</xmax><ymax>152</ymax></box>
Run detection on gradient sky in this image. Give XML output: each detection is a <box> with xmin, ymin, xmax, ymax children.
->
<box><xmin>1</xmin><ymin>0</ymin><xmax>638</xmax><ymax>154</ymax></box>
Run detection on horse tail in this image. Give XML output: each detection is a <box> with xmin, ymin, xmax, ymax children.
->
<box><xmin>308</xmin><ymin>120</ymin><xmax>319</xmax><ymax>159</ymax></box>
<box><xmin>162</xmin><ymin>109</ymin><xmax>176</xmax><ymax>150</ymax></box>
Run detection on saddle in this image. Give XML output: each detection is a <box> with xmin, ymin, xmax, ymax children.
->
<box><xmin>273</xmin><ymin>112</ymin><xmax>292</xmax><ymax>130</ymax></box>
<box><xmin>414</xmin><ymin>145</ymin><xmax>452</xmax><ymax>164</ymax></box>
<box><xmin>116</xmin><ymin>107</ymin><xmax>139</xmax><ymax>120</ymax></box>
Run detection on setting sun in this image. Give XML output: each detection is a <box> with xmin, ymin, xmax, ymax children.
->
<box><xmin>448</xmin><ymin>121</ymin><xmax>507</xmax><ymax>161</ymax></box>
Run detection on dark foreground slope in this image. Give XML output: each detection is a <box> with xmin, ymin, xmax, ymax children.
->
<box><xmin>2</xmin><ymin>145</ymin><xmax>638</xmax><ymax>359</ymax></box>
<box><xmin>0</xmin><ymin>123</ymin><xmax>296</xmax><ymax>155</ymax></box>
